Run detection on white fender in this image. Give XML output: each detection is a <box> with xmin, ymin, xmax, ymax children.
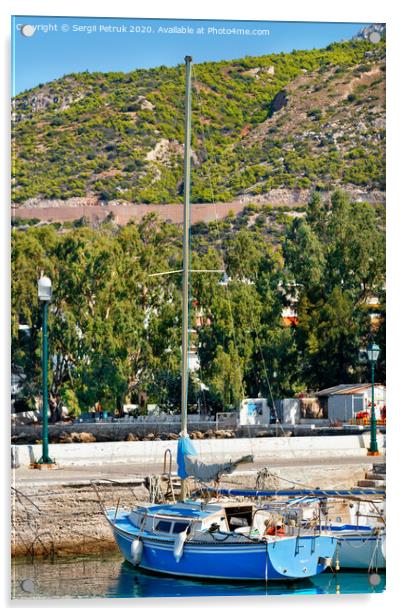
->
<box><xmin>381</xmin><ymin>536</ymin><xmax>386</xmax><ymax>560</ymax></box>
<box><xmin>173</xmin><ymin>530</ymin><xmax>187</xmax><ymax>563</ymax></box>
<box><xmin>131</xmin><ymin>537</ymin><xmax>143</xmax><ymax>565</ymax></box>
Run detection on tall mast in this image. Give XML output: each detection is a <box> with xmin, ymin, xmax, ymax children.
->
<box><xmin>181</xmin><ymin>55</ymin><xmax>192</xmax><ymax>437</ymax></box>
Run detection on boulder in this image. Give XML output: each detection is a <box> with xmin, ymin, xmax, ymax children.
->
<box><xmin>224</xmin><ymin>430</ymin><xmax>235</xmax><ymax>438</ymax></box>
<box><xmin>126</xmin><ymin>433</ymin><xmax>139</xmax><ymax>442</ymax></box>
<box><xmin>190</xmin><ymin>430</ymin><xmax>204</xmax><ymax>440</ymax></box>
<box><xmin>269</xmin><ymin>90</ymin><xmax>288</xmax><ymax>114</ymax></box>
<box><xmin>143</xmin><ymin>433</ymin><xmax>155</xmax><ymax>441</ymax></box>
<box><xmin>76</xmin><ymin>431</ymin><xmax>96</xmax><ymax>443</ymax></box>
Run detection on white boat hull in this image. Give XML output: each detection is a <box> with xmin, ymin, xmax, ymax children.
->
<box><xmin>337</xmin><ymin>533</ymin><xmax>385</xmax><ymax>569</ymax></box>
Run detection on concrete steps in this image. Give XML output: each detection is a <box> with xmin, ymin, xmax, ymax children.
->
<box><xmin>365</xmin><ymin>473</ymin><xmax>386</xmax><ymax>480</ymax></box>
<box><xmin>352</xmin><ymin>463</ymin><xmax>386</xmax><ymax>490</ymax></box>
<box><xmin>357</xmin><ymin>479</ymin><xmax>386</xmax><ymax>488</ymax></box>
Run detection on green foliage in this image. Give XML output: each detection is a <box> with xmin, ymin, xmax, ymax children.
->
<box><xmin>12</xmin><ymin>190</ymin><xmax>385</xmax><ymax>413</ymax></box>
<box><xmin>12</xmin><ymin>39</ymin><xmax>385</xmax><ymax>203</ymax></box>
<box><xmin>59</xmin><ymin>384</ymin><xmax>81</xmax><ymax>417</ymax></box>
<box><xmin>14</xmin><ymin>189</ymin><xmax>386</xmax><ymax>415</ymax></box>
<box><xmin>284</xmin><ymin>190</ymin><xmax>385</xmax><ymax>388</ymax></box>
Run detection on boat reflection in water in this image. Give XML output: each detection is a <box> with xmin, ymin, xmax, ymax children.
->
<box><xmin>109</xmin><ymin>560</ymin><xmax>386</xmax><ymax>598</ymax></box>
<box><xmin>11</xmin><ymin>554</ymin><xmax>385</xmax><ymax>599</ymax></box>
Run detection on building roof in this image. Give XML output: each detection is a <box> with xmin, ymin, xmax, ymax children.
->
<box><xmin>315</xmin><ymin>383</ymin><xmax>385</xmax><ymax>396</ymax></box>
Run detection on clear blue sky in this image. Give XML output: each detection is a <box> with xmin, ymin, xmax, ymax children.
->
<box><xmin>12</xmin><ymin>16</ymin><xmax>369</xmax><ymax>95</ymax></box>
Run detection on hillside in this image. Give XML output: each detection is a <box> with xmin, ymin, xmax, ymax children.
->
<box><xmin>11</xmin><ymin>38</ymin><xmax>385</xmax><ymax>206</ymax></box>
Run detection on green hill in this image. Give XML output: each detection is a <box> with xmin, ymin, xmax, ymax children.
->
<box><xmin>11</xmin><ymin>38</ymin><xmax>385</xmax><ymax>205</ymax></box>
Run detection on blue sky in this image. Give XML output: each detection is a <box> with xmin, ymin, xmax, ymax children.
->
<box><xmin>12</xmin><ymin>16</ymin><xmax>370</xmax><ymax>95</ymax></box>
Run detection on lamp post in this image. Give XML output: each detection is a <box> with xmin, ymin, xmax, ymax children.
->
<box><xmin>367</xmin><ymin>342</ymin><xmax>380</xmax><ymax>456</ymax></box>
<box><xmin>37</xmin><ymin>275</ymin><xmax>54</xmax><ymax>465</ymax></box>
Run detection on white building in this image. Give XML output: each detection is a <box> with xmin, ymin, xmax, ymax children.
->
<box><xmin>239</xmin><ymin>398</ymin><xmax>271</xmax><ymax>426</ymax></box>
<box><xmin>315</xmin><ymin>384</ymin><xmax>386</xmax><ymax>424</ymax></box>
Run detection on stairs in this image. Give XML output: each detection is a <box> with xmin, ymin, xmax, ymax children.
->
<box><xmin>357</xmin><ymin>463</ymin><xmax>386</xmax><ymax>489</ymax></box>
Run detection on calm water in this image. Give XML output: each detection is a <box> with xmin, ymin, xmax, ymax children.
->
<box><xmin>11</xmin><ymin>553</ymin><xmax>386</xmax><ymax>600</ymax></box>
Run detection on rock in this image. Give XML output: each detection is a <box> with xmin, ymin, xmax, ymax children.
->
<box><xmin>190</xmin><ymin>430</ymin><xmax>203</xmax><ymax>440</ymax></box>
<box><xmin>224</xmin><ymin>430</ymin><xmax>235</xmax><ymax>438</ymax></box>
<box><xmin>136</xmin><ymin>95</ymin><xmax>155</xmax><ymax>111</ymax></box>
<box><xmin>76</xmin><ymin>432</ymin><xmax>96</xmax><ymax>443</ymax></box>
<box><xmin>125</xmin><ymin>433</ymin><xmax>138</xmax><ymax>442</ymax></box>
<box><xmin>270</xmin><ymin>90</ymin><xmax>288</xmax><ymax>114</ymax></box>
<box><xmin>59</xmin><ymin>431</ymin><xmax>97</xmax><ymax>443</ymax></box>
<box><xmin>242</xmin><ymin>67</ymin><xmax>261</xmax><ymax>78</ymax></box>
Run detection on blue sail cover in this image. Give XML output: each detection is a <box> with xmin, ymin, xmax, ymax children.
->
<box><xmin>176</xmin><ymin>435</ymin><xmax>198</xmax><ymax>478</ymax></box>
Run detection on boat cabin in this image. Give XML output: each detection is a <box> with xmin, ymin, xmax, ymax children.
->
<box><xmin>129</xmin><ymin>502</ymin><xmax>229</xmax><ymax>537</ymax></box>
<box><xmin>127</xmin><ymin>500</ymin><xmax>299</xmax><ymax>540</ymax></box>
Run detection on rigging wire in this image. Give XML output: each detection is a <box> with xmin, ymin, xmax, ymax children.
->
<box><xmin>191</xmin><ymin>64</ymin><xmax>294</xmax><ymax>455</ymax></box>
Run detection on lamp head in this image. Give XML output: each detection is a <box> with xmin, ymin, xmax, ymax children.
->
<box><xmin>38</xmin><ymin>275</ymin><xmax>52</xmax><ymax>302</ymax></box>
<box><xmin>366</xmin><ymin>342</ymin><xmax>380</xmax><ymax>363</ymax></box>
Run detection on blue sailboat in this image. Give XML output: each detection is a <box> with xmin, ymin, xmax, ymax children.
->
<box><xmin>106</xmin><ymin>55</ymin><xmax>337</xmax><ymax>581</ymax></box>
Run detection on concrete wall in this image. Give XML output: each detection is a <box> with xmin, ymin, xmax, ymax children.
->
<box><xmin>12</xmin><ymin>433</ymin><xmax>385</xmax><ymax>468</ymax></box>
<box><xmin>280</xmin><ymin>399</ymin><xmax>300</xmax><ymax>424</ymax></box>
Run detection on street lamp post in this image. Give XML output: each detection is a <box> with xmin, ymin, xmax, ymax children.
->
<box><xmin>37</xmin><ymin>275</ymin><xmax>54</xmax><ymax>465</ymax></box>
<box><xmin>367</xmin><ymin>342</ymin><xmax>380</xmax><ymax>456</ymax></box>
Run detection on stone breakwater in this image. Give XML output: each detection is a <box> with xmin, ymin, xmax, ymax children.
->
<box><xmin>12</xmin><ymin>421</ymin><xmax>377</xmax><ymax>446</ymax></box>
<box><xmin>12</xmin><ymin>423</ymin><xmax>241</xmax><ymax>445</ymax></box>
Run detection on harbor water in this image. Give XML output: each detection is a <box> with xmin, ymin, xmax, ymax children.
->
<box><xmin>12</xmin><ymin>553</ymin><xmax>385</xmax><ymax>599</ymax></box>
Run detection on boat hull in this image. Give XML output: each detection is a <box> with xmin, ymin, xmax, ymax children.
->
<box><xmin>110</xmin><ymin>518</ymin><xmax>336</xmax><ymax>581</ymax></box>
<box><xmin>337</xmin><ymin>534</ymin><xmax>385</xmax><ymax>569</ymax></box>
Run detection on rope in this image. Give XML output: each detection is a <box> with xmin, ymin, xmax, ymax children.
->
<box><xmin>145</xmin><ymin>475</ymin><xmax>163</xmax><ymax>503</ymax></box>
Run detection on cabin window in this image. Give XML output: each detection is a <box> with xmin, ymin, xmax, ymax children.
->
<box><xmin>173</xmin><ymin>522</ymin><xmax>189</xmax><ymax>534</ymax></box>
<box><xmin>155</xmin><ymin>520</ymin><xmax>172</xmax><ymax>533</ymax></box>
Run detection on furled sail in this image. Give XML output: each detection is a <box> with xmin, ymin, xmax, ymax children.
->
<box><xmin>176</xmin><ymin>435</ymin><xmax>253</xmax><ymax>482</ymax></box>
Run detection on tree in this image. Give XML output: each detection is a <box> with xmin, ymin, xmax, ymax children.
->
<box><xmin>283</xmin><ymin>190</ymin><xmax>385</xmax><ymax>390</ymax></box>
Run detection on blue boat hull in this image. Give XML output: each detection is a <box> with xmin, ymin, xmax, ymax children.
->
<box><xmin>110</xmin><ymin>516</ymin><xmax>336</xmax><ymax>581</ymax></box>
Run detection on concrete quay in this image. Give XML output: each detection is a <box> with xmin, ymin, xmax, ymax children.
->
<box><xmin>11</xmin><ymin>434</ymin><xmax>385</xmax><ymax>558</ymax></box>
<box><xmin>12</xmin><ymin>457</ymin><xmax>380</xmax><ymax>559</ymax></box>
<box><xmin>12</xmin><ymin>433</ymin><xmax>386</xmax><ymax>469</ymax></box>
